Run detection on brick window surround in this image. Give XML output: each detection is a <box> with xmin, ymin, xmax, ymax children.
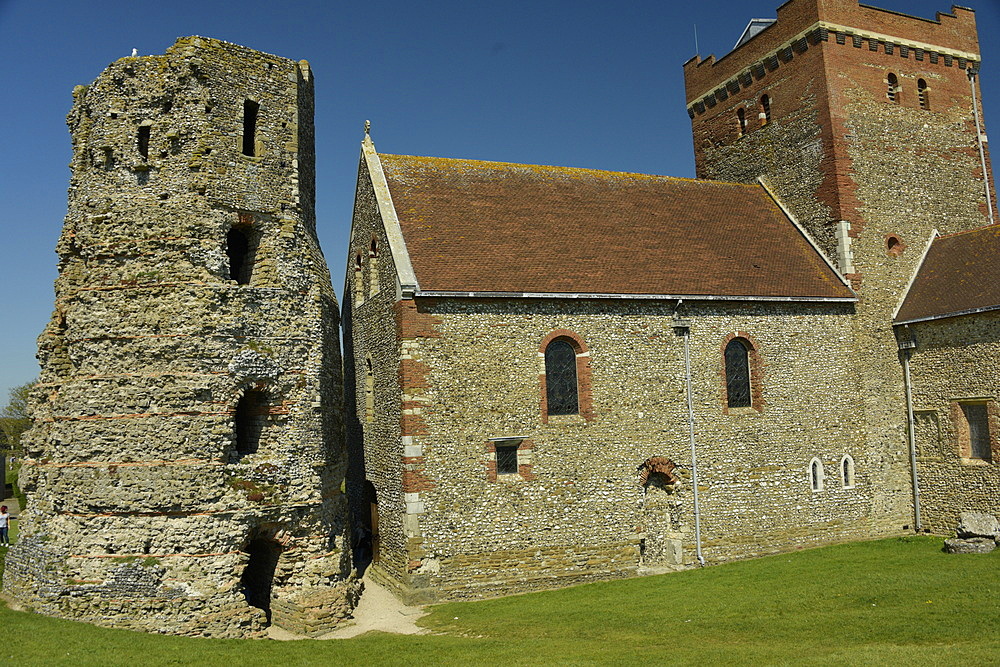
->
<box><xmin>539</xmin><ymin>329</ymin><xmax>595</xmax><ymax>423</ymax></box>
<box><xmin>720</xmin><ymin>331</ymin><xmax>764</xmax><ymax>413</ymax></box>
<box><xmin>952</xmin><ymin>400</ymin><xmax>998</xmax><ymax>462</ymax></box>
<box><xmin>486</xmin><ymin>439</ymin><xmax>535</xmax><ymax>482</ymax></box>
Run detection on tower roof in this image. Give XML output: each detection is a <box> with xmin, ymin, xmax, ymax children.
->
<box><xmin>374</xmin><ymin>153</ymin><xmax>854</xmax><ymax>301</ymax></box>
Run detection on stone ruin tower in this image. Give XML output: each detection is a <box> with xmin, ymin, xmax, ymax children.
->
<box><xmin>3</xmin><ymin>37</ymin><xmax>359</xmax><ymax>637</ymax></box>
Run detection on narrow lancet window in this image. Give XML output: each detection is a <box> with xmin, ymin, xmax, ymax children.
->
<box><xmin>887</xmin><ymin>73</ymin><xmax>899</xmax><ymax>103</ymax></box>
<box><xmin>226</xmin><ymin>226</ymin><xmax>256</xmax><ymax>284</ymax></box>
<box><xmin>724</xmin><ymin>339</ymin><xmax>752</xmax><ymax>408</ymax></box>
<box><xmin>545</xmin><ymin>339</ymin><xmax>579</xmax><ymax>415</ymax></box>
<box><xmin>917</xmin><ymin>79</ymin><xmax>929</xmax><ymax>110</ymax></box>
<box><xmin>810</xmin><ymin>458</ymin><xmax>824</xmax><ymax>491</ymax></box>
<box><xmin>242</xmin><ymin>100</ymin><xmax>260</xmax><ymax>157</ymax></box>
<box><xmin>369</xmin><ymin>239</ymin><xmax>380</xmax><ymax>296</ymax></box>
<box><xmin>840</xmin><ymin>455</ymin><xmax>855</xmax><ymax>488</ymax></box>
<box><xmin>737</xmin><ymin>108</ymin><xmax>747</xmax><ymax>136</ymax></box>
<box><xmin>759</xmin><ymin>94</ymin><xmax>771</xmax><ymax>125</ymax></box>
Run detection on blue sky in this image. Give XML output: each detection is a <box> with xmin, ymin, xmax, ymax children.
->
<box><xmin>0</xmin><ymin>0</ymin><xmax>998</xmax><ymax>400</ymax></box>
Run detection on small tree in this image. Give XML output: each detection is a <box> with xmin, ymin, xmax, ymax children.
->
<box><xmin>1</xmin><ymin>380</ymin><xmax>36</xmax><ymax>455</ymax></box>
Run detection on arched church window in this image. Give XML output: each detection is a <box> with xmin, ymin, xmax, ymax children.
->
<box><xmin>759</xmin><ymin>94</ymin><xmax>771</xmax><ymax>125</ymax></box>
<box><xmin>354</xmin><ymin>253</ymin><xmax>364</xmax><ymax>306</ymax></box>
<box><xmin>840</xmin><ymin>455</ymin><xmax>855</xmax><ymax>489</ymax></box>
<box><xmin>810</xmin><ymin>458</ymin><xmax>824</xmax><ymax>492</ymax></box>
<box><xmin>724</xmin><ymin>338</ymin><xmax>752</xmax><ymax>408</ymax></box>
<box><xmin>544</xmin><ymin>339</ymin><xmax>579</xmax><ymax>416</ymax></box>
<box><xmin>917</xmin><ymin>79</ymin><xmax>929</xmax><ymax>110</ymax></box>
<box><xmin>737</xmin><ymin>108</ymin><xmax>747</xmax><ymax>136</ymax></box>
<box><xmin>369</xmin><ymin>238</ymin><xmax>380</xmax><ymax>296</ymax></box>
<box><xmin>364</xmin><ymin>356</ymin><xmax>375</xmax><ymax>423</ymax></box>
<box><xmin>887</xmin><ymin>73</ymin><xmax>899</xmax><ymax>103</ymax></box>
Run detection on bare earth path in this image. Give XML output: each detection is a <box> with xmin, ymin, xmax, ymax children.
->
<box><xmin>268</xmin><ymin>572</ymin><xmax>428</xmax><ymax>640</ymax></box>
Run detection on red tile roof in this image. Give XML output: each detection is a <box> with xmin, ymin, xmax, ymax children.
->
<box><xmin>379</xmin><ymin>154</ymin><xmax>854</xmax><ymax>300</ymax></box>
<box><xmin>895</xmin><ymin>224</ymin><xmax>1000</xmax><ymax>324</ymax></box>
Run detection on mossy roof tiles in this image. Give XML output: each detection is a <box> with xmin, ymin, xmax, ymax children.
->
<box><xmin>895</xmin><ymin>224</ymin><xmax>1000</xmax><ymax>324</ymax></box>
<box><xmin>379</xmin><ymin>153</ymin><xmax>854</xmax><ymax>299</ymax></box>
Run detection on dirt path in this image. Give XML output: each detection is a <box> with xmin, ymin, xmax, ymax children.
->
<box><xmin>268</xmin><ymin>572</ymin><xmax>428</xmax><ymax>640</ymax></box>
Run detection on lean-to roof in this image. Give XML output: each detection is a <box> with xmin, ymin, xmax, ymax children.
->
<box><xmin>895</xmin><ymin>224</ymin><xmax>1000</xmax><ymax>324</ymax></box>
<box><xmin>378</xmin><ymin>153</ymin><xmax>854</xmax><ymax>300</ymax></box>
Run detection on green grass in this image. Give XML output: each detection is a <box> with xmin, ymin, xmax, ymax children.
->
<box><xmin>2</xmin><ymin>536</ymin><xmax>999</xmax><ymax>665</ymax></box>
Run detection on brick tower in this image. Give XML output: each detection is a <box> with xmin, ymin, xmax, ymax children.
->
<box><xmin>683</xmin><ymin>0</ymin><xmax>996</xmax><ymax>527</ymax></box>
<box><xmin>4</xmin><ymin>37</ymin><xmax>359</xmax><ymax>637</ymax></box>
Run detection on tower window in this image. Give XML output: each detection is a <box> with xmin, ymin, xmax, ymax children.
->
<box><xmin>759</xmin><ymin>94</ymin><xmax>771</xmax><ymax>125</ymax></box>
<box><xmin>234</xmin><ymin>389</ymin><xmax>268</xmax><ymax>459</ymax></box>
<box><xmin>887</xmin><ymin>73</ymin><xmax>899</xmax><ymax>103</ymax></box>
<box><xmin>917</xmin><ymin>79</ymin><xmax>929</xmax><ymax>110</ymax></box>
<box><xmin>137</xmin><ymin>124</ymin><xmax>151</xmax><ymax>159</ymax></box>
<box><xmin>242</xmin><ymin>100</ymin><xmax>260</xmax><ymax>157</ymax></box>
<box><xmin>364</xmin><ymin>357</ymin><xmax>375</xmax><ymax>423</ymax></box>
<box><xmin>737</xmin><ymin>108</ymin><xmax>747</xmax><ymax>136</ymax></box>
<box><xmin>724</xmin><ymin>338</ymin><xmax>752</xmax><ymax>408</ymax></box>
<box><xmin>495</xmin><ymin>444</ymin><xmax>519</xmax><ymax>475</ymax></box>
<box><xmin>226</xmin><ymin>222</ymin><xmax>258</xmax><ymax>284</ymax></box>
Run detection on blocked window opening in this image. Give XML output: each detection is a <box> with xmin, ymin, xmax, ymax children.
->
<box><xmin>887</xmin><ymin>73</ymin><xmax>899</xmax><ymax>103</ymax></box>
<box><xmin>917</xmin><ymin>79</ymin><xmax>929</xmax><ymax>110</ymax></box>
<box><xmin>137</xmin><ymin>124</ymin><xmax>151</xmax><ymax>159</ymax></box>
<box><xmin>840</xmin><ymin>455</ymin><xmax>855</xmax><ymax>488</ymax></box>
<box><xmin>724</xmin><ymin>338</ymin><xmax>752</xmax><ymax>408</ymax></box>
<box><xmin>368</xmin><ymin>239</ymin><xmax>380</xmax><ymax>296</ymax></box>
<box><xmin>545</xmin><ymin>339</ymin><xmax>579</xmax><ymax>416</ymax></box>
<box><xmin>240</xmin><ymin>536</ymin><xmax>281</xmax><ymax>623</ymax></box>
<box><xmin>737</xmin><ymin>108</ymin><xmax>747</xmax><ymax>136</ymax></box>
<box><xmin>364</xmin><ymin>357</ymin><xmax>375</xmax><ymax>423</ymax></box>
<box><xmin>234</xmin><ymin>389</ymin><xmax>268</xmax><ymax>459</ymax></box>
<box><xmin>496</xmin><ymin>443</ymin><xmax>519</xmax><ymax>475</ymax></box>
<box><xmin>810</xmin><ymin>458</ymin><xmax>824</xmax><ymax>492</ymax></box>
<box><xmin>962</xmin><ymin>403</ymin><xmax>992</xmax><ymax>461</ymax></box>
<box><xmin>242</xmin><ymin>99</ymin><xmax>260</xmax><ymax>157</ymax></box>
<box><xmin>226</xmin><ymin>225</ymin><xmax>257</xmax><ymax>284</ymax></box>
<box><xmin>354</xmin><ymin>253</ymin><xmax>364</xmax><ymax>306</ymax></box>
<box><xmin>759</xmin><ymin>94</ymin><xmax>771</xmax><ymax>125</ymax></box>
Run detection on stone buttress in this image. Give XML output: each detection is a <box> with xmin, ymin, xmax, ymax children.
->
<box><xmin>3</xmin><ymin>37</ymin><xmax>360</xmax><ymax>637</ymax></box>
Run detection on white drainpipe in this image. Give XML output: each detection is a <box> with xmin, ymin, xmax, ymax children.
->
<box><xmin>674</xmin><ymin>303</ymin><xmax>705</xmax><ymax>566</ymax></box>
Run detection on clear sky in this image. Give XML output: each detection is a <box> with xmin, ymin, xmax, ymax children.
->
<box><xmin>0</xmin><ymin>0</ymin><xmax>997</xmax><ymax>400</ymax></box>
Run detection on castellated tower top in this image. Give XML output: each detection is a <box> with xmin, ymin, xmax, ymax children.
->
<box><xmin>4</xmin><ymin>37</ymin><xmax>357</xmax><ymax>638</ymax></box>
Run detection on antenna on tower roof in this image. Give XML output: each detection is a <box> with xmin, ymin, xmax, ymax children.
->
<box><xmin>694</xmin><ymin>24</ymin><xmax>699</xmax><ymax>56</ymax></box>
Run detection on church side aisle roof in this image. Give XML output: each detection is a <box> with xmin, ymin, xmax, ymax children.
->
<box><xmin>378</xmin><ymin>153</ymin><xmax>854</xmax><ymax>300</ymax></box>
<box><xmin>895</xmin><ymin>224</ymin><xmax>1000</xmax><ymax>325</ymax></box>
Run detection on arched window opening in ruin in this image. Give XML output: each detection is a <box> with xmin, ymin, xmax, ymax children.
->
<box><xmin>887</xmin><ymin>73</ymin><xmax>899</xmax><ymax>103</ymax></box>
<box><xmin>242</xmin><ymin>99</ymin><xmax>260</xmax><ymax>157</ymax></box>
<box><xmin>368</xmin><ymin>239</ymin><xmax>380</xmax><ymax>296</ymax></box>
<box><xmin>354</xmin><ymin>253</ymin><xmax>364</xmax><ymax>306</ymax></box>
<box><xmin>545</xmin><ymin>338</ymin><xmax>579</xmax><ymax>416</ymax></box>
<box><xmin>810</xmin><ymin>458</ymin><xmax>824</xmax><ymax>492</ymax></box>
<box><xmin>364</xmin><ymin>357</ymin><xmax>375</xmax><ymax>423</ymax></box>
<box><xmin>886</xmin><ymin>234</ymin><xmax>905</xmax><ymax>256</ymax></box>
<box><xmin>234</xmin><ymin>389</ymin><xmax>268</xmax><ymax>459</ymax></box>
<box><xmin>917</xmin><ymin>79</ymin><xmax>929</xmax><ymax>110</ymax></box>
<box><xmin>737</xmin><ymin>108</ymin><xmax>747</xmax><ymax>136</ymax></box>
<box><xmin>137</xmin><ymin>124</ymin><xmax>151</xmax><ymax>159</ymax></box>
<box><xmin>240</xmin><ymin>536</ymin><xmax>281</xmax><ymax>623</ymax></box>
<box><xmin>638</xmin><ymin>457</ymin><xmax>679</xmax><ymax>490</ymax></box>
<box><xmin>724</xmin><ymin>338</ymin><xmax>752</xmax><ymax>408</ymax></box>
<box><xmin>759</xmin><ymin>94</ymin><xmax>771</xmax><ymax>125</ymax></box>
<box><xmin>226</xmin><ymin>225</ymin><xmax>257</xmax><ymax>284</ymax></box>
<box><xmin>840</xmin><ymin>455</ymin><xmax>855</xmax><ymax>489</ymax></box>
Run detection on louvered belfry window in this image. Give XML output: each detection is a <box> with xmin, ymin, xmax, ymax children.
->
<box><xmin>545</xmin><ymin>339</ymin><xmax>579</xmax><ymax>415</ymax></box>
<box><xmin>725</xmin><ymin>339</ymin><xmax>752</xmax><ymax>408</ymax></box>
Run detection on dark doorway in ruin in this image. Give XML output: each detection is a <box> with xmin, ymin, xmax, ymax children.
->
<box><xmin>354</xmin><ymin>480</ymin><xmax>379</xmax><ymax>573</ymax></box>
<box><xmin>241</xmin><ymin>536</ymin><xmax>281</xmax><ymax>623</ymax></box>
<box><xmin>234</xmin><ymin>390</ymin><xmax>267</xmax><ymax>459</ymax></box>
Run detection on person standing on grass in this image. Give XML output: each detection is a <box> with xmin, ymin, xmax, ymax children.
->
<box><xmin>0</xmin><ymin>505</ymin><xmax>13</xmax><ymax>545</ymax></box>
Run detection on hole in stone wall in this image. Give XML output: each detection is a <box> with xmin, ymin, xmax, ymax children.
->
<box><xmin>234</xmin><ymin>389</ymin><xmax>268</xmax><ymax>459</ymax></box>
<box><xmin>759</xmin><ymin>94</ymin><xmax>771</xmax><ymax>125</ymax></box>
<box><xmin>226</xmin><ymin>224</ymin><xmax>258</xmax><ymax>284</ymax></box>
<box><xmin>241</xmin><ymin>536</ymin><xmax>281</xmax><ymax>623</ymax></box>
<box><xmin>137</xmin><ymin>125</ymin><xmax>150</xmax><ymax>159</ymax></box>
<box><xmin>886</xmin><ymin>235</ymin><xmax>905</xmax><ymax>256</ymax></box>
<box><xmin>242</xmin><ymin>99</ymin><xmax>259</xmax><ymax>157</ymax></box>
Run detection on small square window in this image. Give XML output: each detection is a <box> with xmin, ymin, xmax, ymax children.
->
<box><xmin>496</xmin><ymin>444</ymin><xmax>519</xmax><ymax>475</ymax></box>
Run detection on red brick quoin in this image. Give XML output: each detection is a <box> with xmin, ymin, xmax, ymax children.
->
<box><xmin>538</xmin><ymin>329</ymin><xmax>595</xmax><ymax>424</ymax></box>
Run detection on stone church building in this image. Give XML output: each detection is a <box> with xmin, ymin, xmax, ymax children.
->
<box><xmin>4</xmin><ymin>0</ymin><xmax>998</xmax><ymax>637</ymax></box>
<box><xmin>343</xmin><ymin>0</ymin><xmax>1000</xmax><ymax>603</ymax></box>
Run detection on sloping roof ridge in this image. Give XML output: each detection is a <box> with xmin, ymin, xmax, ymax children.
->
<box><xmin>378</xmin><ymin>152</ymin><xmax>762</xmax><ymax>189</ymax></box>
<box><xmin>934</xmin><ymin>223</ymin><xmax>1000</xmax><ymax>240</ymax></box>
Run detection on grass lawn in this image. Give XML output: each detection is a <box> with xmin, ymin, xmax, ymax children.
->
<box><xmin>1</xmin><ymin>536</ymin><xmax>998</xmax><ymax>665</ymax></box>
